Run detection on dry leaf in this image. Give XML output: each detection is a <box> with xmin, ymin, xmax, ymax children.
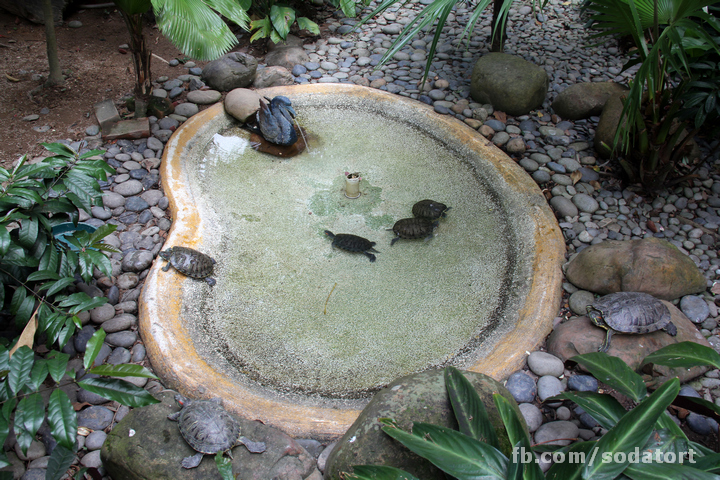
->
<box><xmin>590</xmin><ymin>180</ymin><xmax>602</xmax><ymax>190</ymax></box>
<box><xmin>9</xmin><ymin>305</ymin><xmax>39</xmax><ymax>358</ymax></box>
<box><xmin>570</xmin><ymin>171</ymin><xmax>582</xmax><ymax>185</ymax></box>
<box><xmin>73</xmin><ymin>402</ymin><xmax>92</xmax><ymax>411</ymax></box>
<box><xmin>77</xmin><ymin>427</ymin><xmax>92</xmax><ymax>436</ymax></box>
<box><xmin>494</xmin><ymin>111</ymin><xmax>507</xmax><ymax>122</ymax></box>
<box><xmin>711</xmin><ymin>282</ymin><xmax>720</xmax><ymax>295</ymax></box>
<box><xmin>647</xmin><ymin>220</ymin><xmax>658</xmax><ymax>233</ymax></box>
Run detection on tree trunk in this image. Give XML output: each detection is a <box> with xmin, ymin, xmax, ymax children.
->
<box><xmin>42</xmin><ymin>0</ymin><xmax>64</xmax><ymax>86</ymax></box>
<box><xmin>490</xmin><ymin>0</ymin><xmax>508</xmax><ymax>53</ymax></box>
<box><xmin>119</xmin><ymin>10</ymin><xmax>152</xmax><ymax>117</ymax></box>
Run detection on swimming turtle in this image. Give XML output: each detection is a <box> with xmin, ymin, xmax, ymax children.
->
<box><xmin>390</xmin><ymin>217</ymin><xmax>438</xmax><ymax>246</ymax></box>
<box><xmin>257</xmin><ymin>95</ymin><xmax>298</xmax><ymax>146</ymax></box>
<box><xmin>586</xmin><ymin>292</ymin><xmax>677</xmax><ymax>353</ymax></box>
<box><xmin>167</xmin><ymin>395</ymin><xmax>266</xmax><ymax>469</ymax></box>
<box><xmin>159</xmin><ymin>246</ymin><xmax>216</xmax><ymax>286</ymax></box>
<box><xmin>325</xmin><ymin>230</ymin><xmax>379</xmax><ymax>262</ymax></box>
<box><xmin>412</xmin><ymin>199</ymin><xmax>450</xmax><ymax>220</ymax></box>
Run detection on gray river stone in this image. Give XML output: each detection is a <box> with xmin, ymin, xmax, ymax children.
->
<box><xmin>533</xmin><ymin>421</ymin><xmax>579</xmax><ymax>446</ymax></box>
<box><xmin>680</xmin><ymin>295</ymin><xmax>711</xmax><ymax>324</ymax></box>
<box><xmin>527</xmin><ymin>352</ymin><xmax>564</xmax><ymax>377</ymax></box>
<box><xmin>77</xmin><ymin>406</ymin><xmax>115</xmax><ymax>430</ymax></box>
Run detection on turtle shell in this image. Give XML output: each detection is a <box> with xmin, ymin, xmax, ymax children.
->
<box><xmin>589</xmin><ymin>292</ymin><xmax>671</xmax><ymax>334</ymax></box>
<box><xmin>160</xmin><ymin>246</ymin><xmax>215</xmax><ymax>279</ymax></box>
<box><xmin>176</xmin><ymin>399</ymin><xmax>241</xmax><ymax>455</ymax></box>
<box><xmin>325</xmin><ymin>231</ymin><xmax>379</xmax><ymax>262</ymax></box>
<box><xmin>391</xmin><ymin>217</ymin><xmax>436</xmax><ymax>245</ymax></box>
<box><xmin>412</xmin><ymin>199</ymin><xmax>449</xmax><ymax>220</ymax></box>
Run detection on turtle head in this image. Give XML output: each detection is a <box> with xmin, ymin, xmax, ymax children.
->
<box><xmin>159</xmin><ymin>248</ymin><xmax>172</xmax><ymax>261</ymax></box>
<box><xmin>174</xmin><ymin>394</ymin><xmax>190</xmax><ymax>407</ymax></box>
<box><xmin>586</xmin><ymin>306</ymin><xmax>606</xmax><ymax>328</ymax></box>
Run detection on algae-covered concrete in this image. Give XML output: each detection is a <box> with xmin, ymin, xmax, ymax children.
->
<box><xmin>139</xmin><ymin>84</ymin><xmax>565</xmax><ymax>438</ymax></box>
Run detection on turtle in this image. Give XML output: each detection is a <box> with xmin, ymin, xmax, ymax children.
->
<box><xmin>325</xmin><ymin>230</ymin><xmax>379</xmax><ymax>262</ymax></box>
<box><xmin>159</xmin><ymin>246</ymin><xmax>216</xmax><ymax>286</ymax></box>
<box><xmin>412</xmin><ymin>199</ymin><xmax>451</xmax><ymax>220</ymax></box>
<box><xmin>586</xmin><ymin>291</ymin><xmax>677</xmax><ymax>353</ymax></box>
<box><xmin>167</xmin><ymin>395</ymin><xmax>266</xmax><ymax>469</ymax></box>
<box><xmin>390</xmin><ymin>217</ymin><xmax>438</xmax><ymax>246</ymax></box>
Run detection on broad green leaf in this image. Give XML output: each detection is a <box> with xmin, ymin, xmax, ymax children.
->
<box><xmin>215</xmin><ymin>452</ymin><xmax>234</xmax><ymax>480</ymax></box>
<box><xmin>56</xmin><ymin>321</ymin><xmax>76</xmax><ymax>349</ymax></box>
<box><xmin>581</xmin><ymin>379</ymin><xmax>681</xmax><ymax>480</ymax></box>
<box><xmin>9</xmin><ymin>286</ymin><xmax>27</xmax><ymax>317</ymax></box>
<box><xmin>692</xmin><ymin>452</ymin><xmax>720</xmax><ymax>473</ymax></box>
<box><xmin>48</xmin><ymin>389</ymin><xmax>78</xmax><ymax>450</ymax></box>
<box><xmin>78</xmin><ymin>378</ymin><xmax>160</xmax><ymax>407</ymax></box>
<box><xmin>83</xmin><ymin>329</ymin><xmax>106</xmax><ymax>370</ymax></box>
<box><xmin>27</xmin><ymin>360</ymin><xmax>48</xmax><ymax>391</ymax></box>
<box><xmin>41</xmin><ymin>142</ymin><xmax>77</xmax><ymax>157</ymax></box>
<box><xmin>38</xmin><ymin>243</ymin><xmax>59</xmax><ymax>273</ymax></box>
<box><xmin>8</xmin><ymin>346</ymin><xmax>33</xmax><ymax>394</ymax></box>
<box><xmin>44</xmin><ymin>277</ymin><xmax>77</xmax><ymax>296</ymax></box>
<box><xmin>444</xmin><ymin>366</ymin><xmax>498</xmax><ymax>447</ymax></box>
<box><xmin>46</xmin><ymin>445</ymin><xmax>77</xmax><ymax>480</ymax></box>
<box><xmin>88</xmin><ymin>223</ymin><xmax>117</xmax><ymax>244</ymax></box>
<box><xmin>69</xmin><ymin>296</ymin><xmax>107</xmax><ymax>315</ymax></box>
<box><xmin>0</xmin><ymin>227</ymin><xmax>10</xmax><ymax>256</ymax></box>
<box><xmin>250</xmin><ymin>17</ymin><xmax>272</xmax><ymax>43</ymax></box>
<box><xmin>624</xmin><ymin>461</ymin><xmax>720</xmax><ymax>479</ymax></box>
<box><xmin>550</xmin><ymin>391</ymin><xmax>627</xmax><ymax>430</ymax></box>
<box><xmin>88</xmin><ymin>364</ymin><xmax>158</xmax><ymax>379</ymax></box>
<box><xmin>270</xmin><ymin>4</ymin><xmax>295</xmax><ymax>40</ymax></box>
<box><xmin>297</xmin><ymin>17</ymin><xmax>320</xmax><ymax>35</ymax></box>
<box><xmin>544</xmin><ymin>441</ymin><xmax>597</xmax><ymax>480</ymax></box>
<box><xmin>385</xmin><ymin>422</ymin><xmax>508</xmax><ymax>479</ymax></box>
<box><xmin>570</xmin><ymin>352</ymin><xmax>647</xmax><ymax>401</ymax></box>
<box><xmin>47</xmin><ymin>351</ymin><xmax>70</xmax><ymax>383</ymax></box>
<box><xmin>26</xmin><ymin>270</ymin><xmax>60</xmax><ymax>282</ymax></box>
<box><xmin>14</xmin><ymin>393</ymin><xmax>45</xmax><ymax>455</ymax></box>
<box><xmin>348</xmin><ymin>465</ymin><xmax>421</xmax><ymax>479</ymax></box>
<box><xmin>15</xmin><ymin>296</ymin><xmax>35</xmax><ymax>326</ymax></box>
<box><xmin>494</xmin><ymin>394</ymin><xmax>544</xmax><ymax>479</ymax></box>
<box><xmin>643</xmin><ymin>342</ymin><xmax>720</xmax><ymax>370</ymax></box>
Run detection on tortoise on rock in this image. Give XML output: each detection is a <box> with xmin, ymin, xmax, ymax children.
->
<box><xmin>325</xmin><ymin>230</ymin><xmax>379</xmax><ymax>262</ymax></box>
<box><xmin>586</xmin><ymin>291</ymin><xmax>677</xmax><ymax>353</ymax></box>
<box><xmin>159</xmin><ymin>246</ymin><xmax>216</xmax><ymax>286</ymax></box>
<box><xmin>390</xmin><ymin>217</ymin><xmax>438</xmax><ymax>246</ymax></box>
<box><xmin>412</xmin><ymin>199</ymin><xmax>450</xmax><ymax>220</ymax></box>
<box><xmin>167</xmin><ymin>395</ymin><xmax>266</xmax><ymax>469</ymax></box>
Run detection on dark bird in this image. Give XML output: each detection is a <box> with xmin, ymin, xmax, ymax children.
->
<box><xmin>257</xmin><ymin>95</ymin><xmax>298</xmax><ymax>146</ymax></box>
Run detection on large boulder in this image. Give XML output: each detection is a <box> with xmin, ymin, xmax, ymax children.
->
<box><xmin>548</xmin><ymin>306</ymin><xmax>710</xmax><ymax>387</ymax></box>
<box><xmin>253</xmin><ymin>66</ymin><xmax>295</xmax><ymax>89</ymax></box>
<box><xmin>593</xmin><ymin>93</ymin><xmax>626</xmax><ymax>159</ymax></box>
<box><xmin>101</xmin><ymin>391</ymin><xmax>317</xmax><ymax>480</ymax></box>
<box><xmin>0</xmin><ymin>0</ymin><xmax>69</xmax><ymax>23</ymax></box>
<box><xmin>564</xmin><ymin>238</ymin><xmax>707</xmax><ymax>300</ymax></box>
<box><xmin>202</xmin><ymin>52</ymin><xmax>258</xmax><ymax>92</ymax></box>
<box><xmin>265</xmin><ymin>34</ymin><xmax>310</xmax><ymax>70</ymax></box>
<box><xmin>324</xmin><ymin>368</ymin><xmax>522</xmax><ymax>479</ymax></box>
<box><xmin>552</xmin><ymin>82</ymin><xmax>629</xmax><ymax>121</ymax></box>
<box><xmin>470</xmin><ymin>53</ymin><xmax>548</xmax><ymax>116</ymax></box>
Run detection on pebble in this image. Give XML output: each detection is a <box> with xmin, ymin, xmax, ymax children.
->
<box><xmin>505</xmin><ymin>372</ymin><xmax>537</xmax><ymax>403</ymax></box>
<box><xmin>77</xmin><ymin>406</ymin><xmax>115</xmax><ymax>430</ymax></box>
<box><xmin>534</xmin><ymin>421</ymin><xmax>579</xmax><ymax>446</ymax></box>
<box><xmin>537</xmin><ymin>375</ymin><xmax>564</xmax><ymax>402</ymax></box>
<box><xmin>519</xmin><ymin>403</ymin><xmax>543</xmax><ymax>433</ymax></box>
<box><xmin>567</xmin><ymin>375</ymin><xmax>599</xmax><ymax>392</ymax></box>
<box><xmin>680</xmin><ymin>295</ymin><xmax>711</xmax><ymax>324</ymax></box>
<box><xmin>527</xmin><ymin>351</ymin><xmax>564</xmax><ymax>377</ymax></box>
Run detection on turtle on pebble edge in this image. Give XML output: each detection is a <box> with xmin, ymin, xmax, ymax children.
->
<box><xmin>159</xmin><ymin>246</ymin><xmax>216</xmax><ymax>286</ymax></box>
<box><xmin>586</xmin><ymin>291</ymin><xmax>677</xmax><ymax>353</ymax></box>
<box><xmin>167</xmin><ymin>395</ymin><xmax>266</xmax><ymax>469</ymax></box>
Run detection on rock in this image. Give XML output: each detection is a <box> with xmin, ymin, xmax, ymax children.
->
<box><xmin>253</xmin><ymin>66</ymin><xmax>295</xmax><ymax>89</ymax></box>
<box><xmin>568</xmin><ymin>290</ymin><xmax>595</xmax><ymax>316</ymax></box>
<box><xmin>680</xmin><ymin>295</ymin><xmax>710</xmax><ymax>324</ymax></box>
<box><xmin>102</xmin><ymin>392</ymin><xmax>316</xmax><ymax>480</ymax></box>
<box><xmin>527</xmin><ymin>351</ymin><xmax>564</xmax><ymax>377</ymax></box>
<box><xmin>564</xmin><ymin>238</ymin><xmax>707</xmax><ymax>300</ymax></box>
<box><xmin>202</xmin><ymin>52</ymin><xmax>258</xmax><ymax>92</ymax></box>
<box><xmin>122</xmin><ymin>250</ymin><xmax>154</xmax><ymax>272</ymax></box>
<box><xmin>567</xmin><ymin>375</ymin><xmax>598</xmax><ymax>392</ymax></box>
<box><xmin>505</xmin><ymin>371</ymin><xmax>537</xmax><ymax>403</ymax></box>
<box><xmin>470</xmin><ymin>53</ymin><xmax>548</xmax><ymax>116</ymax></box>
<box><xmin>534</xmin><ymin>421</ymin><xmax>579</xmax><ymax>446</ymax></box>
<box><xmin>174</xmin><ymin>103</ymin><xmax>199</xmax><ymax>117</ymax></box>
<box><xmin>552</xmin><ymin>82</ymin><xmax>629</xmax><ymax>120</ymax></box>
<box><xmin>85</xmin><ymin>431</ymin><xmax>107</xmax><ymax>451</ymax></box>
<box><xmin>77</xmin><ymin>406</ymin><xmax>115</xmax><ymax>431</ymax></box>
<box><xmin>518</xmin><ymin>403</ymin><xmax>543</xmax><ymax>433</ymax></box>
<box><xmin>547</xmin><ymin>307</ymin><xmax>710</xmax><ymax>386</ymax></box>
<box><xmin>594</xmin><ymin>94</ymin><xmax>626</xmax><ymax>159</ymax></box>
<box><xmin>265</xmin><ymin>45</ymin><xmax>311</xmax><ymax>70</ymax></box>
<box><xmin>325</xmin><ymin>368</ymin><xmax>522</xmax><ymax>479</ymax></box>
<box><xmin>536</xmin><ymin>375</ymin><xmax>563</xmax><ymax>402</ymax></box>
<box><xmin>225</xmin><ymin>89</ymin><xmax>262</xmax><ymax>123</ymax></box>
<box><xmin>186</xmin><ymin>90</ymin><xmax>222</xmax><ymax>105</ymax></box>
<box><xmin>0</xmin><ymin>0</ymin><xmax>69</xmax><ymax>23</ymax></box>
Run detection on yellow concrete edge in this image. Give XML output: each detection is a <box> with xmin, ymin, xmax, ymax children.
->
<box><xmin>138</xmin><ymin>84</ymin><xmax>566</xmax><ymax>439</ymax></box>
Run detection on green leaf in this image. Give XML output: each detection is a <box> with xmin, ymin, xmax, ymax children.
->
<box><xmin>27</xmin><ymin>360</ymin><xmax>48</xmax><ymax>391</ymax></box>
<box><xmin>624</xmin><ymin>461</ymin><xmax>720</xmax><ymax>479</ymax></box>
<box><xmin>14</xmin><ymin>392</ymin><xmax>45</xmax><ymax>455</ymax></box>
<box><xmin>0</xmin><ymin>226</ymin><xmax>10</xmax><ymax>256</ymax></box>
<box><xmin>48</xmin><ymin>389</ymin><xmax>78</xmax><ymax>450</ymax></box>
<box><xmin>88</xmin><ymin>364</ymin><xmax>158</xmax><ymax>379</ymax></box>
<box><xmin>444</xmin><ymin>366</ymin><xmax>499</xmax><ymax>447</ymax></box>
<box><xmin>250</xmin><ymin>17</ymin><xmax>272</xmax><ymax>42</ymax></box>
<box><xmin>642</xmin><ymin>342</ymin><xmax>720</xmax><ymax>370</ymax></box>
<box><xmin>384</xmin><ymin>422</ymin><xmax>508</xmax><ymax>479</ymax></box>
<box><xmin>347</xmin><ymin>465</ymin><xmax>421</xmax><ymax>479</ymax></box>
<box><xmin>77</xmin><ymin>377</ymin><xmax>160</xmax><ymax>407</ymax></box>
<box><xmin>297</xmin><ymin>17</ymin><xmax>320</xmax><ymax>35</ymax></box>
<box><xmin>581</xmin><ymin>378</ymin><xmax>681</xmax><ymax>480</ymax></box>
<box><xmin>550</xmin><ymin>391</ymin><xmax>627</xmax><ymax>430</ymax></box>
<box><xmin>270</xmin><ymin>4</ymin><xmax>295</xmax><ymax>40</ymax></box>
<box><xmin>691</xmin><ymin>452</ymin><xmax>720</xmax><ymax>473</ymax></box>
<box><xmin>8</xmin><ymin>346</ymin><xmax>34</xmax><ymax>394</ymax></box>
<box><xmin>44</xmin><ymin>277</ymin><xmax>77</xmax><ymax>297</ymax></box>
<box><xmin>215</xmin><ymin>451</ymin><xmax>234</xmax><ymax>480</ymax></box>
<box><xmin>83</xmin><ymin>329</ymin><xmax>106</xmax><ymax>370</ymax></box>
<box><xmin>47</xmin><ymin>351</ymin><xmax>70</xmax><ymax>383</ymax></box>
<box><xmin>544</xmin><ymin>441</ymin><xmax>597</xmax><ymax>480</ymax></box>
<box><xmin>494</xmin><ymin>394</ymin><xmax>545</xmax><ymax>479</ymax></box>
<box><xmin>27</xmin><ymin>270</ymin><xmax>61</xmax><ymax>282</ymax></box>
<box><xmin>46</xmin><ymin>445</ymin><xmax>77</xmax><ymax>480</ymax></box>
<box><xmin>41</xmin><ymin>142</ymin><xmax>77</xmax><ymax>157</ymax></box>
<box><xmin>570</xmin><ymin>352</ymin><xmax>647</xmax><ymax>402</ymax></box>
<box><xmin>88</xmin><ymin>223</ymin><xmax>117</xmax><ymax>244</ymax></box>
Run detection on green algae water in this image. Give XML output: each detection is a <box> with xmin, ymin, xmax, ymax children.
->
<box><xmin>178</xmin><ymin>104</ymin><xmax>531</xmax><ymax>398</ymax></box>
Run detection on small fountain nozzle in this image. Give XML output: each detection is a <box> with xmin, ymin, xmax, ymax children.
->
<box><xmin>344</xmin><ymin>172</ymin><xmax>361</xmax><ymax>199</ymax></box>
